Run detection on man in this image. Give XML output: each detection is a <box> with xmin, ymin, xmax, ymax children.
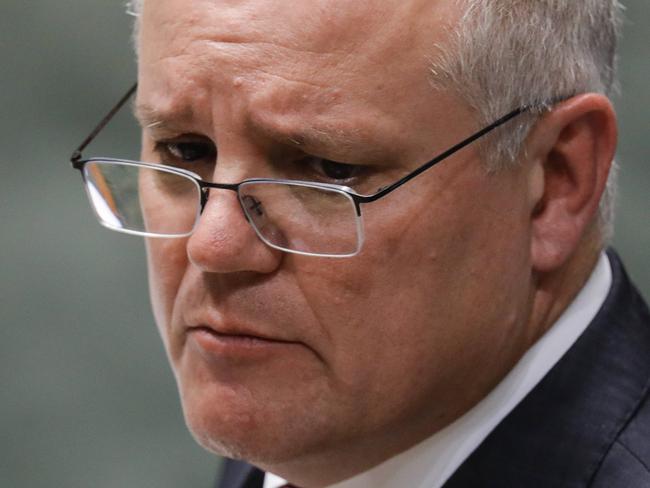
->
<box><xmin>71</xmin><ymin>0</ymin><xmax>649</xmax><ymax>486</ymax></box>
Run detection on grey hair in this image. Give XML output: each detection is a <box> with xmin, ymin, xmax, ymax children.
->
<box><xmin>430</xmin><ymin>0</ymin><xmax>624</xmax><ymax>241</ymax></box>
<box><xmin>126</xmin><ymin>0</ymin><xmax>141</xmax><ymax>16</ymax></box>
<box><xmin>127</xmin><ymin>0</ymin><xmax>623</xmax><ymax>241</ymax></box>
<box><xmin>126</xmin><ymin>0</ymin><xmax>142</xmax><ymax>44</ymax></box>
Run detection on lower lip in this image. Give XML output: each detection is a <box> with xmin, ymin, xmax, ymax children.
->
<box><xmin>187</xmin><ymin>327</ymin><xmax>296</xmax><ymax>360</ymax></box>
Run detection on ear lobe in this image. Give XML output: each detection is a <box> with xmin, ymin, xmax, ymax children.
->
<box><xmin>528</xmin><ymin>94</ymin><xmax>617</xmax><ymax>273</ymax></box>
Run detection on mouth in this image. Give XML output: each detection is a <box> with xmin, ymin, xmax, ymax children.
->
<box><xmin>185</xmin><ymin>325</ymin><xmax>301</xmax><ymax>359</ymax></box>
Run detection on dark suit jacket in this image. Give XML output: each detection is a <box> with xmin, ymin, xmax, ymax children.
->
<box><xmin>217</xmin><ymin>251</ymin><xmax>650</xmax><ymax>488</ymax></box>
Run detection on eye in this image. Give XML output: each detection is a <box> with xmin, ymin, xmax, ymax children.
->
<box><xmin>165</xmin><ymin>141</ymin><xmax>215</xmax><ymax>162</ymax></box>
<box><xmin>302</xmin><ymin>156</ymin><xmax>362</xmax><ymax>183</ymax></box>
<box><xmin>153</xmin><ymin>138</ymin><xmax>216</xmax><ymax>166</ymax></box>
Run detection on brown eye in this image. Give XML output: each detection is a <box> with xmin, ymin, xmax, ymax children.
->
<box><xmin>300</xmin><ymin>156</ymin><xmax>361</xmax><ymax>182</ymax></box>
<box><xmin>320</xmin><ymin>159</ymin><xmax>358</xmax><ymax>180</ymax></box>
<box><xmin>165</xmin><ymin>141</ymin><xmax>216</xmax><ymax>162</ymax></box>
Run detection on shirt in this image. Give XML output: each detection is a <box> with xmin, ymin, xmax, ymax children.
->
<box><xmin>264</xmin><ymin>252</ymin><xmax>613</xmax><ymax>488</ymax></box>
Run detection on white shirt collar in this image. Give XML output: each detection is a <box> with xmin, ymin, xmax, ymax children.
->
<box><xmin>264</xmin><ymin>252</ymin><xmax>613</xmax><ymax>488</ymax></box>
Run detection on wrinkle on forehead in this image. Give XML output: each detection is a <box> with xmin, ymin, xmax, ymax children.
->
<box><xmin>142</xmin><ymin>0</ymin><xmax>458</xmax><ymax>76</ymax></box>
<box><xmin>138</xmin><ymin>0</ymin><xmax>464</xmax><ymax>163</ymax></box>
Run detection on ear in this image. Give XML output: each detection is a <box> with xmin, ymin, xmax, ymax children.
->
<box><xmin>525</xmin><ymin>94</ymin><xmax>617</xmax><ymax>273</ymax></box>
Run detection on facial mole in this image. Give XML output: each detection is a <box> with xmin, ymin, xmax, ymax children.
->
<box><xmin>233</xmin><ymin>77</ymin><xmax>244</xmax><ymax>89</ymax></box>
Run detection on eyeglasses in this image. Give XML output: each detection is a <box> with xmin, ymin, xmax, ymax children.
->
<box><xmin>70</xmin><ymin>83</ymin><xmax>529</xmax><ymax>258</ymax></box>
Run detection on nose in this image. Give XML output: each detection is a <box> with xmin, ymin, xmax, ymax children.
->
<box><xmin>186</xmin><ymin>188</ymin><xmax>282</xmax><ymax>274</ymax></box>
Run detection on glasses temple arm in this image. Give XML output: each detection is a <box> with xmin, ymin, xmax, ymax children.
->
<box><xmin>70</xmin><ymin>83</ymin><xmax>138</xmax><ymax>164</ymax></box>
<box><xmin>354</xmin><ymin>106</ymin><xmax>530</xmax><ymax>204</ymax></box>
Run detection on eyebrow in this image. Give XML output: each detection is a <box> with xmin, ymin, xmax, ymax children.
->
<box><xmin>257</xmin><ymin>123</ymin><xmax>356</xmax><ymax>154</ymax></box>
<box><xmin>249</xmin><ymin>118</ymin><xmax>396</xmax><ymax>163</ymax></box>
<box><xmin>133</xmin><ymin>103</ymin><xmax>191</xmax><ymax>134</ymax></box>
<box><xmin>134</xmin><ymin>102</ymin><xmax>393</xmax><ymax>163</ymax></box>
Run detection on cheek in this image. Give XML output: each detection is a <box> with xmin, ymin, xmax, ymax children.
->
<box><xmin>145</xmin><ymin>237</ymin><xmax>189</xmax><ymax>334</ymax></box>
<box><xmin>286</xmin><ymin>243</ymin><xmax>439</xmax><ymax>403</ymax></box>
<box><xmin>286</xmin><ymin>258</ymin><xmax>457</xmax><ymax>434</ymax></box>
<box><xmin>287</xmin><ymin>172</ymin><xmax>531</xmax><ymax>396</ymax></box>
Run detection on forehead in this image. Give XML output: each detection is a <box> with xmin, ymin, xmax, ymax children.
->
<box><xmin>139</xmin><ymin>0</ymin><xmax>456</xmax><ymax>60</ymax></box>
<box><xmin>137</xmin><ymin>0</ymin><xmax>468</xmax><ymax>162</ymax></box>
<box><xmin>138</xmin><ymin>0</ymin><xmax>459</xmax><ymax>96</ymax></box>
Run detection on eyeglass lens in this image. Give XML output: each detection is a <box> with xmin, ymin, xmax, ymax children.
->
<box><xmin>238</xmin><ymin>181</ymin><xmax>360</xmax><ymax>256</ymax></box>
<box><xmin>82</xmin><ymin>161</ymin><xmax>361</xmax><ymax>256</ymax></box>
<box><xmin>83</xmin><ymin>161</ymin><xmax>201</xmax><ymax>237</ymax></box>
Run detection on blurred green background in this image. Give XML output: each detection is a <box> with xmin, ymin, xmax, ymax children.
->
<box><xmin>0</xmin><ymin>1</ymin><xmax>647</xmax><ymax>487</ymax></box>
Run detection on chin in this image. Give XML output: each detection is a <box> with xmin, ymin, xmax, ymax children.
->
<box><xmin>178</xmin><ymin>377</ymin><xmax>345</xmax><ymax>469</ymax></box>
<box><xmin>171</xmin><ymin>338</ymin><xmax>354</xmax><ymax>465</ymax></box>
<box><xmin>183</xmin><ymin>403</ymin><xmax>307</xmax><ymax>465</ymax></box>
<box><xmin>178</xmin><ymin>381</ymin><xmax>293</xmax><ymax>465</ymax></box>
<box><xmin>188</xmin><ymin>421</ymin><xmax>257</xmax><ymax>462</ymax></box>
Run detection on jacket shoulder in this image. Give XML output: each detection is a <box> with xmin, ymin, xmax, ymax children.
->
<box><xmin>445</xmin><ymin>251</ymin><xmax>650</xmax><ymax>488</ymax></box>
<box><xmin>592</xmin><ymin>390</ymin><xmax>650</xmax><ymax>487</ymax></box>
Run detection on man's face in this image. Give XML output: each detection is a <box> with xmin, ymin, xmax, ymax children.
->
<box><xmin>138</xmin><ymin>0</ymin><xmax>537</xmax><ymax>474</ymax></box>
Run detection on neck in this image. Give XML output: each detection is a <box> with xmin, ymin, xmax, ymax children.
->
<box><xmin>528</xmin><ymin>234</ymin><xmax>603</xmax><ymax>349</ymax></box>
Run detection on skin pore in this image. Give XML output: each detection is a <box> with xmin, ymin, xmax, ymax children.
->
<box><xmin>137</xmin><ymin>0</ymin><xmax>616</xmax><ymax>486</ymax></box>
